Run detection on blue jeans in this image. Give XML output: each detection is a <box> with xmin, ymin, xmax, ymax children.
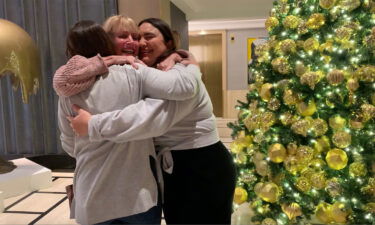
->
<box><xmin>95</xmin><ymin>205</ymin><xmax>162</xmax><ymax>225</ymax></box>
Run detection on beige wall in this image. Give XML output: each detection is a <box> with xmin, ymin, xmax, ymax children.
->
<box><xmin>118</xmin><ymin>0</ymin><xmax>170</xmax><ymax>25</ymax></box>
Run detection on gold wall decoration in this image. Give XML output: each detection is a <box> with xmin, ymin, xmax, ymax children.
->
<box><xmin>0</xmin><ymin>19</ymin><xmax>41</xmax><ymax>103</ymax></box>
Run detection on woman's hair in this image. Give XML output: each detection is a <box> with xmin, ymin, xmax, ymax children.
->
<box><xmin>103</xmin><ymin>15</ymin><xmax>139</xmax><ymax>39</ymax></box>
<box><xmin>138</xmin><ymin>18</ymin><xmax>177</xmax><ymax>65</ymax></box>
<box><xmin>66</xmin><ymin>20</ymin><xmax>116</xmax><ymax>58</ymax></box>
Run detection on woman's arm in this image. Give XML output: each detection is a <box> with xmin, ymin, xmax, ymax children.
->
<box><xmin>57</xmin><ymin>98</ymin><xmax>76</xmax><ymax>157</ymax></box>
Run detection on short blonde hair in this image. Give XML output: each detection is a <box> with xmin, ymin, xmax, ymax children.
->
<box><xmin>103</xmin><ymin>15</ymin><xmax>138</xmax><ymax>37</ymax></box>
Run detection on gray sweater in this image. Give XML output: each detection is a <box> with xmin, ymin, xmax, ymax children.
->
<box><xmin>58</xmin><ymin>63</ymin><xmax>200</xmax><ymax>224</ymax></box>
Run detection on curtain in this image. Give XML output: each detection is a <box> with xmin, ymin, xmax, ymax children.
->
<box><xmin>0</xmin><ymin>0</ymin><xmax>118</xmax><ymax>157</ymax></box>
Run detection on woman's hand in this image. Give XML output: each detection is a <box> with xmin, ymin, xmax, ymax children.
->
<box><xmin>102</xmin><ymin>55</ymin><xmax>144</xmax><ymax>69</ymax></box>
<box><xmin>177</xmin><ymin>50</ymin><xmax>199</xmax><ymax>67</ymax></box>
<box><xmin>67</xmin><ymin>104</ymin><xmax>92</xmax><ymax>136</ymax></box>
<box><xmin>157</xmin><ymin>53</ymin><xmax>182</xmax><ymax>71</ymax></box>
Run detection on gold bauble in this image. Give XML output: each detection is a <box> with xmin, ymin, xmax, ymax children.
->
<box><xmin>309</xmin><ymin>158</ymin><xmax>326</xmax><ymax>169</ymax></box>
<box><xmin>364</xmin><ymin>203</ymin><xmax>375</xmax><ymax>213</ymax></box>
<box><xmin>291</xmin><ymin>119</ymin><xmax>311</xmax><ymax>136</ymax></box>
<box><xmin>282</xmin><ymin>203</ymin><xmax>302</xmax><ymax>220</ymax></box>
<box><xmin>315</xmin><ymin>202</ymin><xmax>334</xmax><ymax>224</ymax></box>
<box><xmin>361</xmin><ymin>178</ymin><xmax>375</xmax><ymax>197</ymax></box>
<box><xmin>267</xmin><ymin>98</ymin><xmax>281</xmax><ymax>111</ymax></box>
<box><xmin>346</xmin><ymin>78</ymin><xmax>359</xmax><ymax>92</ymax></box>
<box><xmin>311</xmin><ymin>118</ymin><xmax>328</xmax><ymax>137</ymax></box>
<box><xmin>327</xmin><ymin>69</ymin><xmax>345</xmax><ymax>85</ymax></box>
<box><xmin>0</xmin><ymin>19</ymin><xmax>41</xmax><ymax>103</ymax></box>
<box><xmin>265</xmin><ymin>17</ymin><xmax>279</xmax><ymax>31</ymax></box>
<box><xmin>260</xmin><ymin>111</ymin><xmax>276</xmax><ymax>131</ymax></box>
<box><xmin>234</xmin><ymin>187</ymin><xmax>248</xmax><ymax>204</ymax></box>
<box><xmin>255</xmin><ymin>160</ymin><xmax>269</xmax><ymax>176</ymax></box>
<box><xmin>258</xmin><ymin>182</ymin><xmax>281</xmax><ymax>203</ymax></box>
<box><xmin>319</xmin><ymin>0</ymin><xmax>337</xmax><ymax>9</ymax></box>
<box><xmin>280</xmin><ymin>39</ymin><xmax>296</xmax><ymax>54</ymax></box>
<box><xmin>268</xmin><ymin>143</ymin><xmax>287</xmax><ymax>163</ymax></box>
<box><xmin>244</xmin><ymin>113</ymin><xmax>260</xmax><ymax>131</ymax></box>
<box><xmin>287</xmin><ymin>142</ymin><xmax>298</xmax><ymax>155</ymax></box>
<box><xmin>314</xmin><ymin>136</ymin><xmax>331</xmax><ymax>153</ymax></box>
<box><xmin>335</xmin><ymin>27</ymin><xmax>353</xmax><ymax>42</ymax></box>
<box><xmin>284</xmin><ymin>155</ymin><xmax>300</xmax><ymax>175</ymax></box>
<box><xmin>319</xmin><ymin>40</ymin><xmax>334</xmax><ymax>53</ymax></box>
<box><xmin>261</xmin><ymin>218</ymin><xmax>277</xmax><ymax>225</ymax></box>
<box><xmin>331</xmin><ymin>202</ymin><xmax>350</xmax><ymax>223</ymax></box>
<box><xmin>296</xmin><ymin>177</ymin><xmax>311</xmax><ymax>192</ymax></box>
<box><xmin>329</xmin><ymin>115</ymin><xmax>346</xmax><ymax>130</ymax></box>
<box><xmin>230</xmin><ymin>136</ymin><xmax>253</xmax><ymax>153</ymax></box>
<box><xmin>338</xmin><ymin>0</ymin><xmax>361</xmax><ymax>11</ymax></box>
<box><xmin>332</xmin><ymin>131</ymin><xmax>352</xmax><ymax>148</ymax></box>
<box><xmin>280</xmin><ymin>112</ymin><xmax>297</xmax><ymax>126</ymax></box>
<box><xmin>355</xmin><ymin>65</ymin><xmax>375</xmax><ymax>82</ymax></box>
<box><xmin>304</xmin><ymin>37</ymin><xmax>320</xmax><ymax>51</ymax></box>
<box><xmin>349</xmin><ymin>162</ymin><xmax>368</xmax><ymax>176</ymax></box>
<box><xmin>310</xmin><ymin>172</ymin><xmax>327</xmax><ymax>189</ymax></box>
<box><xmin>260</xmin><ymin>83</ymin><xmax>273</xmax><ymax>102</ymax></box>
<box><xmin>326</xmin><ymin>178</ymin><xmax>342</xmax><ymax>197</ymax></box>
<box><xmin>301</xmin><ymin>168</ymin><xmax>315</xmax><ymax>179</ymax></box>
<box><xmin>295</xmin><ymin>62</ymin><xmax>308</xmax><ymax>77</ymax></box>
<box><xmin>300</xmin><ymin>72</ymin><xmax>322</xmax><ymax>89</ymax></box>
<box><xmin>326</xmin><ymin>148</ymin><xmax>348</xmax><ymax>170</ymax></box>
<box><xmin>296</xmin><ymin>145</ymin><xmax>314</xmax><ymax>163</ymax></box>
<box><xmin>349</xmin><ymin>118</ymin><xmax>364</xmax><ymax>130</ymax></box>
<box><xmin>297</xmin><ymin>100</ymin><xmax>317</xmax><ymax>116</ymax></box>
<box><xmin>236</xmin><ymin>151</ymin><xmax>247</xmax><ymax>164</ymax></box>
<box><xmin>306</xmin><ymin>13</ymin><xmax>326</xmax><ymax>29</ymax></box>
<box><xmin>283</xmin><ymin>89</ymin><xmax>298</xmax><ymax>105</ymax></box>
<box><xmin>361</xmin><ymin>103</ymin><xmax>375</xmax><ymax>121</ymax></box>
<box><xmin>271</xmin><ymin>57</ymin><xmax>290</xmax><ymax>74</ymax></box>
<box><xmin>283</xmin><ymin>15</ymin><xmax>301</xmax><ymax>29</ymax></box>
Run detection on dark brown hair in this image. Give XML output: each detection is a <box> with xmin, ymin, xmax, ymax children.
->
<box><xmin>138</xmin><ymin>18</ymin><xmax>176</xmax><ymax>66</ymax></box>
<box><xmin>66</xmin><ymin>20</ymin><xmax>116</xmax><ymax>58</ymax></box>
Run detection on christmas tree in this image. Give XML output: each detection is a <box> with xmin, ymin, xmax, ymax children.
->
<box><xmin>228</xmin><ymin>0</ymin><xmax>375</xmax><ymax>224</ymax></box>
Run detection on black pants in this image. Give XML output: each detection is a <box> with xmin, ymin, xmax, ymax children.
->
<box><xmin>162</xmin><ymin>141</ymin><xmax>237</xmax><ymax>224</ymax></box>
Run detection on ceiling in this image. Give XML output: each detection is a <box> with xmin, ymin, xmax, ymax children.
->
<box><xmin>170</xmin><ymin>0</ymin><xmax>274</xmax><ymax>21</ymax></box>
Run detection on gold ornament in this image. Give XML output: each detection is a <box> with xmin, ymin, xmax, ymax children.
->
<box><xmin>310</xmin><ymin>172</ymin><xmax>327</xmax><ymax>189</ymax></box>
<box><xmin>329</xmin><ymin>115</ymin><xmax>346</xmax><ymax>130</ymax></box>
<box><xmin>268</xmin><ymin>143</ymin><xmax>287</xmax><ymax>163</ymax></box>
<box><xmin>255</xmin><ymin>160</ymin><xmax>269</xmax><ymax>176</ymax></box>
<box><xmin>349</xmin><ymin>162</ymin><xmax>368</xmax><ymax>176</ymax></box>
<box><xmin>327</xmin><ymin>69</ymin><xmax>345</xmax><ymax>85</ymax></box>
<box><xmin>230</xmin><ymin>136</ymin><xmax>253</xmax><ymax>153</ymax></box>
<box><xmin>291</xmin><ymin>119</ymin><xmax>311</xmax><ymax>136</ymax></box>
<box><xmin>296</xmin><ymin>176</ymin><xmax>311</xmax><ymax>192</ymax></box>
<box><xmin>261</xmin><ymin>218</ymin><xmax>277</xmax><ymax>225</ymax></box>
<box><xmin>319</xmin><ymin>40</ymin><xmax>334</xmax><ymax>53</ymax></box>
<box><xmin>326</xmin><ymin>178</ymin><xmax>342</xmax><ymax>197</ymax></box>
<box><xmin>287</xmin><ymin>142</ymin><xmax>298</xmax><ymax>155</ymax></box>
<box><xmin>304</xmin><ymin>37</ymin><xmax>320</xmax><ymax>51</ymax></box>
<box><xmin>260</xmin><ymin>83</ymin><xmax>273</xmax><ymax>102</ymax></box>
<box><xmin>265</xmin><ymin>17</ymin><xmax>279</xmax><ymax>31</ymax></box>
<box><xmin>361</xmin><ymin>178</ymin><xmax>375</xmax><ymax>197</ymax></box>
<box><xmin>300</xmin><ymin>71</ymin><xmax>322</xmax><ymax>89</ymax></box>
<box><xmin>339</xmin><ymin>0</ymin><xmax>361</xmax><ymax>11</ymax></box>
<box><xmin>319</xmin><ymin>0</ymin><xmax>337</xmax><ymax>9</ymax></box>
<box><xmin>309</xmin><ymin>158</ymin><xmax>326</xmax><ymax>169</ymax></box>
<box><xmin>280</xmin><ymin>112</ymin><xmax>297</xmax><ymax>126</ymax></box>
<box><xmin>284</xmin><ymin>155</ymin><xmax>300</xmax><ymax>175</ymax></box>
<box><xmin>244</xmin><ymin>113</ymin><xmax>260</xmax><ymax>131</ymax></box>
<box><xmin>295</xmin><ymin>62</ymin><xmax>308</xmax><ymax>77</ymax></box>
<box><xmin>296</xmin><ymin>145</ymin><xmax>314</xmax><ymax>163</ymax></box>
<box><xmin>271</xmin><ymin>57</ymin><xmax>290</xmax><ymax>74</ymax></box>
<box><xmin>297</xmin><ymin>100</ymin><xmax>317</xmax><ymax>116</ymax></box>
<box><xmin>314</xmin><ymin>136</ymin><xmax>331</xmax><ymax>153</ymax></box>
<box><xmin>331</xmin><ymin>202</ymin><xmax>350</xmax><ymax>223</ymax></box>
<box><xmin>315</xmin><ymin>202</ymin><xmax>334</xmax><ymax>224</ymax></box>
<box><xmin>283</xmin><ymin>15</ymin><xmax>301</xmax><ymax>29</ymax></box>
<box><xmin>311</xmin><ymin>118</ymin><xmax>328</xmax><ymax>137</ymax></box>
<box><xmin>306</xmin><ymin>13</ymin><xmax>326</xmax><ymax>29</ymax></box>
<box><xmin>260</xmin><ymin>111</ymin><xmax>276</xmax><ymax>131</ymax></box>
<box><xmin>332</xmin><ymin>131</ymin><xmax>352</xmax><ymax>148</ymax></box>
<box><xmin>283</xmin><ymin>89</ymin><xmax>298</xmax><ymax>105</ymax></box>
<box><xmin>335</xmin><ymin>27</ymin><xmax>353</xmax><ymax>42</ymax></box>
<box><xmin>355</xmin><ymin>65</ymin><xmax>375</xmax><ymax>82</ymax></box>
<box><xmin>257</xmin><ymin>182</ymin><xmax>281</xmax><ymax>203</ymax></box>
<box><xmin>267</xmin><ymin>98</ymin><xmax>281</xmax><ymax>111</ymax></box>
<box><xmin>297</xmin><ymin>21</ymin><xmax>308</xmax><ymax>34</ymax></box>
<box><xmin>326</xmin><ymin>148</ymin><xmax>348</xmax><ymax>170</ymax></box>
<box><xmin>364</xmin><ymin>203</ymin><xmax>375</xmax><ymax>213</ymax></box>
<box><xmin>361</xmin><ymin>103</ymin><xmax>375</xmax><ymax>121</ymax></box>
<box><xmin>280</xmin><ymin>39</ymin><xmax>296</xmax><ymax>54</ymax></box>
<box><xmin>0</xmin><ymin>19</ymin><xmax>41</xmax><ymax>103</ymax></box>
<box><xmin>234</xmin><ymin>187</ymin><xmax>248</xmax><ymax>204</ymax></box>
<box><xmin>346</xmin><ymin>78</ymin><xmax>359</xmax><ymax>92</ymax></box>
<box><xmin>236</xmin><ymin>151</ymin><xmax>247</xmax><ymax>164</ymax></box>
<box><xmin>349</xmin><ymin>117</ymin><xmax>364</xmax><ymax>130</ymax></box>
<box><xmin>282</xmin><ymin>203</ymin><xmax>302</xmax><ymax>220</ymax></box>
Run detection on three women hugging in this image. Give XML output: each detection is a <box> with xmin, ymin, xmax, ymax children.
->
<box><xmin>54</xmin><ymin>15</ymin><xmax>236</xmax><ymax>225</ymax></box>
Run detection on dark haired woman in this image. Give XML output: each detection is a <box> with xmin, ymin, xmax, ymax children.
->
<box><xmin>57</xmin><ymin>20</ymin><xmax>202</xmax><ymax>225</ymax></box>
<box><xmin>59</xmin><ymin>18</ymin><xmax>237</xmax><ymax>225</ymax></box>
